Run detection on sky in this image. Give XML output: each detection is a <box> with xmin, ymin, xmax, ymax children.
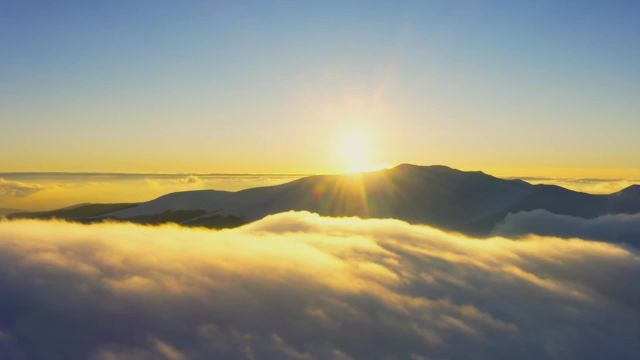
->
<box><xmin>1</xmin><ymin>0</ymin><xmax>639</xmax><ymax>175</ymax></box>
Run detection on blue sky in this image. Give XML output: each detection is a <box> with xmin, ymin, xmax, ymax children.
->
<box><xmin>1</xmin><ymin>0</ymin><xmax>639</xmax><ymax>173</ymax></box>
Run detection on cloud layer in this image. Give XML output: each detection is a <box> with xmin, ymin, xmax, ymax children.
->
<box><xmin>0</xmin><ymin>212</ymin><xmax>639</xmax><ymax>359</ymax></box>
<box><xmin>493</xmin><ymin>210</ymin><xmax>640</xmax><ymax>245</ymax></box>
<box><xmin>514</xmin><ymin>177</ymin><xmax>640</xmax><ymax>194</ymax></box>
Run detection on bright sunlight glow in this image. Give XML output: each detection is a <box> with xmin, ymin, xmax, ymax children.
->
<box><xmin>337</xmin><ymin>132</ymin><xmax>388</xmax><ymax>173</ymax></box>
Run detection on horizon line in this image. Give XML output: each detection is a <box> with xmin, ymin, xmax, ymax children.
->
<box><xmin>0</xmin><ymin>171</ymin><xmax>314</xmax><ymax>177</ymax></box>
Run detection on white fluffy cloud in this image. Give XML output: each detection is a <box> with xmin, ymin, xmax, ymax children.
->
<box><xmin>493</xmin><ymin>210</ymin><xmax>640</xmax><ymax>245</ymax></box>
<box><xmin>0</xmin><ymin>212</ymin><xmax>639</xmax><ymax>359</ymax></box>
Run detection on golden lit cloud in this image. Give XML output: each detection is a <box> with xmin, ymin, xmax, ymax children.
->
<box><xmin>0</xmin><ymin>212</ymin><xmax>638</xmax><ymax>359</ymax></box>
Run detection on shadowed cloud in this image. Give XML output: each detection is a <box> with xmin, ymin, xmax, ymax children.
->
<box><xmin>0</xmin><ymin>212</ymin><xmax>638</xmax><ymax>359</ymax></box>
<box><xmin>492</xmin><ymin>210</ymin><xmax>640</xmax><ymax>245</ymax></box>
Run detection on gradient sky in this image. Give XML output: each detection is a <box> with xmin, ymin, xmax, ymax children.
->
<box><xmin>1</xmin><ymin>0</ymin><xmax>639</xmax><ymax>175</ymax></box>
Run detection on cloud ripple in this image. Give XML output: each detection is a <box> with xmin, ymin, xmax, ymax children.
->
<box><xmin>0</xmin><ymin>212</ymin><xmax>638</xmax><ymax>359</ymax></box>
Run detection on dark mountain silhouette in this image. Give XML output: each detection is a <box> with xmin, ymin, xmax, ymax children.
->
<box><xmin>10</xmin><ymin>164</ymin><xmax>640</xmax><ymax>235</ymax></box>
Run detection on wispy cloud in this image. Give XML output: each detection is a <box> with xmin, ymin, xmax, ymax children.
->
<box><xmin>0</xmin><ymin>212</ymin><xmax>638</xmax><ymax>359</ymax></box>
<box><xmin>0</xmin><ymin>178</ymin><xmax>44</xmax><ymax>197</ymax></box>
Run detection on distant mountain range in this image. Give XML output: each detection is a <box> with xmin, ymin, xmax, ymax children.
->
<box><xmin>8</xmin><ymin>164</ymin><xmax>640</xmax><ymax>236</ymax></box>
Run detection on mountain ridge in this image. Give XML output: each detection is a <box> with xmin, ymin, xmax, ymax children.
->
<box><xmin>9</xmin><ymin>164</ymin><xmax>640</xmax><ymax>236</ymax></box>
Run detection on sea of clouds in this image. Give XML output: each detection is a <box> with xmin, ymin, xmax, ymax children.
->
<box><xmin>0</xmin><ymin>212</ymin><xmax>638</xmax><ymax>359</ymax></box>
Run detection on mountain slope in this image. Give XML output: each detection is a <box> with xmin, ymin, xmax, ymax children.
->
<box><xmin>111</xmin><ymin>190</ymin><xmax>231</xmax><ymax>217</ymax></box>
<box><xmin>9</xmin><ymin>203</ymin><xmax>136</xmax><ymax>220</ymax></box>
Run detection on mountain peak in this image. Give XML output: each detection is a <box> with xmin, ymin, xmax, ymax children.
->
<box><xmin>393</xmin><ymin>163</ymin><xmax>449</xmax><ymax>168</ymax></box>
<box><xmin>390</xmin><ymin>164</ymin><xmax>491</xmax><ymax>177</ymax></box>
<box><xmin>392</xmin><ymin>163</ymin><xmax>457</xmax><ymax>172</ymax></box>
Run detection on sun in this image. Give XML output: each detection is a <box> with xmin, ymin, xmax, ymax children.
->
<box><xmin>337</xmin><ymin>132</ymin><xmax>388</xmax><ymax>173</ymax></box>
